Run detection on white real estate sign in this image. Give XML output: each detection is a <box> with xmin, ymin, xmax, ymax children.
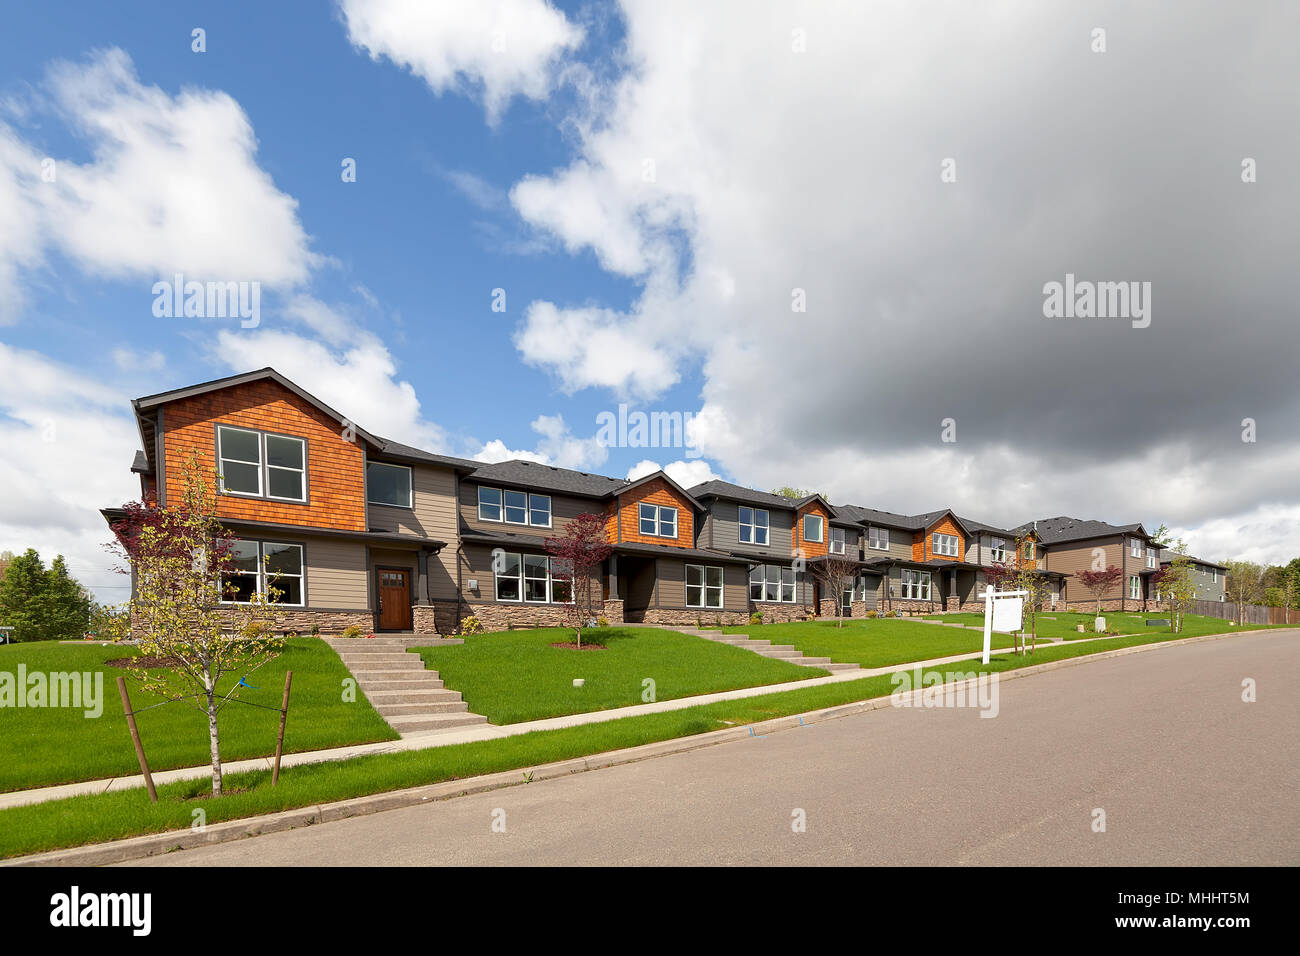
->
<box><xmin>981</xmin><ymin>588</ymin><xmax>1027</xmax><ymax>664</ymax></box>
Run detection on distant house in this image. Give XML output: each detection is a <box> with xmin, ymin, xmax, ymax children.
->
<box><xmin>1156</xmin><ymin>550</ymin><xmax>1228</xmax><ymax>603</ymax></box>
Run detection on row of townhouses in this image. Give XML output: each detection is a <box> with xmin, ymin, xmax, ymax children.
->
<box><xmin>102</xmin><ymin>369</ymin><xmax>1226</xmax><ymax>635</ymax></box>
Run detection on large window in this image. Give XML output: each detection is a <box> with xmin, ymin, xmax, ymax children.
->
<box><xmin>1130</xmin><ymin>537</ymin><xmax>1144</xmax><ymax>558</ymax></box>
<box><xmin>869</xmin><ymin>526</ymin><xmax>890</xmax><ymax>551</ymax></box>
<box><xmin>1146</xmin><ymin>548</ymin><xmax>1157</xmax><ymax>569</ymax></box>
<box><xmin>639</xmin><ymin>503</ymin><xmax>677</xmax><ymax>538</ymax></box>
<box><xmin>738</xmin><ymin>506</ymin><xmax>769</xmax><ymax>546</ymax></box>
<box><xmin>686</xmin><ymin>564</ymin><xmax>724</xmax><ymax>608</ymax></box>
<box><xmin>367</xmin><ymin>461</ymin><xmax>412</xmax><ymax>508</ymax></box>
<box><xmin>749</xmin><ymin>564</ymin><xmax>796</xmax><ymax>603</ymax></box>
<box><xmin>933</xmin><ymin>533</ymin><xmax>958</xmax><ymax>557</ymax></box>
<box><xmin>830</xmin><ymin>527</ymin><xmax>847</xmax><ymax>554</ymax></box>
<box><xmin>989</xmin><ymin>536</ymin><xmax>1008</xmax><ymax>562</ymax></box>
<box><xmin>1129</xmin><ymin>575</ymin><xmax>1141</xmax><ymax>600</ymax></box>
<box><xmin>220</xmin><ymin>539</ymin><xmax>304</xmax><ymax>606</ymax></box>
<box><xmin>217</xmin><ymin>425</ymin><xmax>306</xmax><ymax>502</ymax></box>
<box><xmin>900</xmin><ymin>569</ymin><xmax>932</xmax><ymax>600</ymax></box>
<box><xmin>493</xmin><ymin>553</ymin><xmax>570</xmax><ymax>604</ymax></box>
<box><xmin>478</xmin><ymin>486</ymin><xmax>550</xmax><ymax>527</ymax></box>
<box><xmin>802</xmin><ymin>514</ymin><xmax>824</xmax><ymax>543</ymax></box>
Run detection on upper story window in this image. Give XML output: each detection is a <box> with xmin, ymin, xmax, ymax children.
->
<box><xmin>686</xmin><ymin>564</ymin><xmax>724</xmax><ymax>608</ymax></box>
<box><xmin>477</xmin><ymin>486</ymin><xmax>551</xmax><ymax>527</ymax></box>
<box><xmin>1146</xmin><ymin>547</ymin><xmax>1156</xmax><ymax>569</ymax></box>
<box><xmin>639</xmin><ymin>503</ymin><xmax>677</xmax><ymax>538</ymax></box>
<box><xmin>830</xmin><ymin>527</ymin><xmax>847</xmax><ymax>554</ymax></box>
<box><xmin>932</xmin><ymin>532</ymin><xmax>958</xmax><ymax>557</ymax></box>
<box><xmin>1212</xmin><ymin>567</ymin><xmax>1218</xmax><ymax>582</ymax></box>
<box><xmin>1130</xmin><ymin>537</ymin><xmax>1144</xmax><ymax>558</ymax></box>
<box><xmin>738</xmin><ymin>506</ymin><xmax>769</xmax><ymax>546</ymax></box>
<box><xmin>216</xmin><ymin>425</ymin><xmax>306</xmax><ymax>503</ymax></box>
<box><xmin>989</xmin><ymin>536</ymin><xmax>1008</xmax><ymax>562</ymax></box>
<box><xmin>367</xmin><ymin>462</ymin><xmax>412</xmax><ymax>508</ymax></box>
<box><xmin>869</xmin><ymin>526</ymin><xmax>890</xmax><ymax>551</ymax></box>
<box><xmin>1022</xmin><ymin>540</ymin><xmax>1035</xmax><ymax>561</ymax></box>
<box><xmin>802</xmin><ymin>514</ymin><xmax>824</xmax><ymax>543</ymax></box>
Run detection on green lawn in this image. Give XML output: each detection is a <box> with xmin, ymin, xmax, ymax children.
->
<box><xmin>721</xmin><ymin>618</ymin><xmax>995</xmax><ymax>668</ymax></box>
<box><xmin>915</xmin><ymin>610</ymin><xmax>1277</xmax><ymax>642</ymax></box>
<box><xmin>0</xmin><ymin>626</ymin><xmax>1279</xmax><ymax>859</ymax></box>
<box><xmin>0</xmin><ymin>638</ymin><xmax>397</xmax><ymax>792</ymax></box>
<box><xmin>415</xmin><ymin>626</ymin><xmax>822</xmax><ymax>724</ymax></box>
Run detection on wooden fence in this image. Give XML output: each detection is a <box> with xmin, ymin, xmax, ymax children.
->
<box><xmin>1191</xmin><ymin>599</ymin><xmax>1298</xmax><ymax>626</ymax></box>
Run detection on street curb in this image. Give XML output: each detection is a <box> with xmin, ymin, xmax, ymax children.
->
<box><xmin>5</xmin><ymin>627</ymin><xmax>1285</xmax><ymax>866</ymax></box>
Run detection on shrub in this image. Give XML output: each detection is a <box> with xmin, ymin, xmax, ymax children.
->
<box><xmin>310</xmin><ymin>624</ymin><xmax>321</xmax><ymax>637</ymax></box>
<box><xmin>748</xmin><ymin>612</ymin><xmax>763</xmax><ymax>625</ymax></box>
<box><xmin>596</xmin><ymin>616</ymin><xmax>610</xmax><ymax>627</ymax></box>
<box><xmin>461</xmin><ymin>616</ymin><xmax>484</xmax><ymax>635</ymax></box>
<box><xmin>340</xmin><ymin>624</ymin><xmax>363</xmax><ymax>639</ymax></box>
<box><xmin>866</xmin><ymin>610</ymin><xmax>878</xmax><ymax>619</ymax></box>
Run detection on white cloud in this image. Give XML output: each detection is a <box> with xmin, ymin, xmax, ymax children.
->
<box><xmin>339</xmin><ymin>0</ymin><xmax>583</xmax><ymax>123</ymax></box>
<box><xmin>627</xmin><ymin>458</ymin><xmax>719</xmax><ymax>488</ymax></box>
<box><xmin>0</xmin><ymin>49</ymin><xmax>318</xmax><ymax>322</ymax></box>
<box><xmin>111</xmin><ymin>347</ymin><xmax>165</xmax><ymax>371</ymax></box>
<box><xmin>475</xmin><ymin>414</ymin><xmax>608</xmax><ymax>471</ymax></box>
<box><xmin>506</xmin><ymin>1</ymin><xmax>1300</xmax><ymax>560</ymax></box>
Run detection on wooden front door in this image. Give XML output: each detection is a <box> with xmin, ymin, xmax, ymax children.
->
<box><xmin>377</xmin><ymin>569</ymin><xmax>412</xmax><ymax>631</ymax></box>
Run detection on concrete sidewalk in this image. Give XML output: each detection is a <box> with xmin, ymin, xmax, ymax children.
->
<box><xmin>0</xmin><ymin>638</ymin><xmax>1072</xmax><ymax>810</ymax></box>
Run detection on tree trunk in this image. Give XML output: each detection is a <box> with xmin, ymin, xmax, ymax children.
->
<box><xmin>205</xmin><ymin>685</ymin><xmax>223</xmax><ymax>797</ymax></box>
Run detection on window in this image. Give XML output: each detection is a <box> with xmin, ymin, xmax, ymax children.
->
<box><xmin>901</xmin><ymin>569</ymin><xmax>932</xmax><ymax>600</ymax></box>
<box><xmin>1022</xmin><ymin>540</ymin><xmax>1035</xmax><ymax>561</ymax></box>
<box><xmin>1130</xmin><ymin>537</ymin><xmax>1144</xmax><ymax>558</ymax></box>
<box><xmin>217</xmin><ymin>425</ymin><xmax>262</xmax><ymax>496</ymax></box>
<box><xmin>216</xmin><ymin>426</ymin><xmax>306</xmax><ymax>502</ymax></box>
<box><xmin>478</xmin><ymin>486</ymin><xmax>502</xmax><ymax>522</ymax></box>
<box><xmin>749</xmin><ymin>564</ymin><xmax>795</xmax><ymax>603</ymax></box>
<box><xmin>1212</xmin><ymin>567</ymin><xmax>1218</xmax><ymax>582</ymax></box>
<box><xmin>1146</xmin><ymin>547</ymin><xmax>1156</xmax><ymax>569</ymax></box>
<box><xmin>529</xmin><ymin>495</ymin><xmax>552</xmax><ymax>528</ymax></box>
<box><xmin>803</xmin><ymin>514</ymin><xmax>824</xmax><ymax>543</ymax></box>
<box><xmin>220</xmin><ymin>540</ymin><xmax>304</xmax><ymax>606</ymax></box>
<box><xmin>478</xmin><ymin>486</ymin><xmax>550</xmax><ymax>527</ymax></box>
<box><xmin>493</xmin><ymin>553</ymin><xmax>571</xmax><ymax>604</ymax></box>
<box><xmin>367</xmin><ymin>462</ymin><xmax>412</xmax><ymax>508</ymax></box>
<box><xmin>639</xmin><ymin>503</ymin><xmax>677</xmax><ymax>538</ymax></box>
<box><xmin>686</xmin><ymin>565</ymin><xmax>724</xmax><ymax>608</ymax></box>
<box><xmin>830</xmin><ymin>527</ymin><xmax>846</xmax><ymax>554</ymax></box>
<box><xmin>869</xmin><ymin>526</ymin><xmax>890</xmax><ymax>551</ymax></box>
<box><xmin>933</xmin><ymin>533</ymin><xmax>958</xmax><ymax>557</ymax></box>
<box><xmin>989</xmin><ymin>536</ymin><xmax>1008</xmax><ymax>562</ymax></box>
<box><xmin>1129</xmin><ymin>575</ymin><xmax>1141</xmax><ymax>600</ymax></box>
<box><xmin>738</xmin><ymin>506</ymin><xmax>769</xmax><ymax>546</ymax></box>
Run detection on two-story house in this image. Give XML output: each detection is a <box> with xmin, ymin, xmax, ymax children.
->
<box><xmin>1156</xmin><ymin>550</ymin><xmax>1227</xmax><ymax>603</ymax></box>
<box><xmin>1014</xmin><ymin>517</ymin><xmax>1161</xmax><ymax>611</ymax></box>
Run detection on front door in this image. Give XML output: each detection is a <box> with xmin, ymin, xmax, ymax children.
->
<box><xmin>377</xmin><ymin>568</ymin><xmax>412</xmax><ymax>631</ymax></box>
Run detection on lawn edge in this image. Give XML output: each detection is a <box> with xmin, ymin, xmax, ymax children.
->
<box><xmin>5</xmin><ymin>627</ymin><xmax>1285</xmax><ymax>867</ymax></box>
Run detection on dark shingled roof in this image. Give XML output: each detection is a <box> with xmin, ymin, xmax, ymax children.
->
<box><xmin>372</xmin><ymin>437</ymin><xmax>479</xmax><ymax>472</ymax></box>
<box><xmin>1157</xmin><ymin>549</ymin><xmax>1228</xmax><ymax>570</ymax></box>
<box><xmin>467</xmin><ymin>459</ymin><xmax>629</xmax><ymax>499</ymax></box>
<box><xmin>688</xmin><ymin>480</ymin><xmax>801</xmax><ymax>511</ymax></box>
<box><xmin>130</xmin><ymin>450</ymin><xmax>151</xmax><ymax>474</ymax></box>
<box><xmin>1012</xmin><ymin>516</ymin><xmax>1147</xmax><ymax>545</ymax></box>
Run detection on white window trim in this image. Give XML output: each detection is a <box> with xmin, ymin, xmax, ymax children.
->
<box><xmin>738</xmin><ymin>506</ymin><xmax>770</xmax><ymax>546</ymax></box>
<box><xmin>869</xmin><ymin>526</ymin><xmax>890</xmax><ymax>551</ymax></box>
<box><xmin>1129</xmin><ymin>575</ymin><xmax>1141</xmax><ymax>599</ymax></box>
<box><xmin>366</xmin><ymin>461</ymin><xmax>413</xmax><ymax>509</ymax></box>
<box><xmin>216</xmin><ymin>424</ymin><xmax>264</xmax><ymax>499</ymax></box>
<box><xmin>803</xmin><ymin>514</ymin><xmax>824</xmax><ymax>543</ymax></box>
<box><xmin>493</xmin><ymin>552</ymin><xmax>571</xmax><ymax>604</ymax></box>
<box><xmin>989</xmin><ymin>536</ymin><xmax>1008</xmax><ymax>563</ymax></box>
<box><xmin>932</xmin><ymin>532</ymin><xmax>958</xmax><ymax>557</ymax></box>
<box><xmin>830</xmin><ymin>526</ymin><xmax>847</xmax><ymax>555</ymax></box>
<box><xmin>901</xmin><ymin>569</ymin><xmax>932</xmax><ymax>601</ymax></box>
<box><xmin>478</xmin><ymin>485</ymin><xmax>503</xmax><ymax>522</ymax></box>
<box><xmin>1130</xmin><ymin>537</ymin><xmax>1144</xmax><ymax>558</ymax></box>
<box><xmin>528</xmin><ymin>493</ymin><xmax>552</xmax><ymax>529</ymax></box>
<box><xmin>686</xmin><ymin>564</ymin><xmax>724</xmax><ymax>609</ymax></box>
<box><xmin>749</xmin><ymin>564</ymin><xmax>796</xmax><ymax>603</ymax></box>
<box><xmin>263</xmin><ymin>434</ymin><xmax>307</xmax><ymax>503</ymax></box>
<box><xmin>221</xmin><ymin>540</ymin><xmax>305</xmax><ymax>607</ymax></box>
<box><xmin>639</xmin><ymin>502</ymin><xmax>678</xmax><ymax>538</ymax></box>
<box><xmin>477</xmin><ymin>485</ymin><xmax>551</xmax><ymax>527</ymax></box>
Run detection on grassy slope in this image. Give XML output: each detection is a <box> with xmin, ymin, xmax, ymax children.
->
<box><xmin>916</xmin><ymin>610</ymin><xmax>1279</xmax><ymax>642</ymax></box>
<box><xmin>415</xmin><ymin>626</ymin><xmax>823</xmax><ymax>724</ymax></box>
<box><xmin>1</xmin><ymin>627</ymin><xmax>1282</xmax><ymax>859</ymax></box>
<box><xmin>722</xmin><ymin>618</ymin><xmax>992</xmax><ymax>667</ymax></box>
<box><xmin>0</xmin><ymin>637</ymin><xmax>397</xmax><ymax>792</ymax></box>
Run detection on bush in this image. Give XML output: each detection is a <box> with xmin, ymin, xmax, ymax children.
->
<box><xmin>310</xmin><ymin>624</ymin><xmax>321</xmax><ymax>637</ymax></box>
<box><xmin>340</xmin><ymin>624</ymin><xmax>363</xmax><ymax>639</ymax></box>
<box><xmin>596</xmin><ymin>616</ymin><xmax>610</xmax><ymax>627</ymax></box>
<box><xmin>461</xmin><ymin>616</ymin><xmax>484</xmax><ymax>635</ymax></box>
<box><xmin>866</xmin><ymin>610</ymin><xmax>878</xmax><ymax>619</ymax></box>
<box><xmin>748</xmin><ymin>612</ymin><xmax>763</xmax><ymax>625</ymax></box>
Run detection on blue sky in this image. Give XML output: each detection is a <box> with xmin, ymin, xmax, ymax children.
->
<box><xmin>2</xmin><ymin>1</ymin><xmax>1299</xmax><ymax>600</ymax></box>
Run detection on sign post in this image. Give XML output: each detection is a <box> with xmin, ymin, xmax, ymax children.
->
<box><xmin>981</xmin><ymin>587</ymin><xmax>1028</xmax><ymax>664</ymax></box>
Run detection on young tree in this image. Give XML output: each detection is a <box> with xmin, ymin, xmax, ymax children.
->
<box><xmin>812</xmin><ymin>555</ymin><xmax>860</xmax><ymax>629</ymax></box>
<box><xmin>1223</xmin><ymin>560</ymin><xmax>1266</xmax><ymax>625</ymax></box>
<box><xmin>0</xmin><ymin>549</ymin><xmax>91</xmax><ymax>641</ymax></box>
<box><xmin>770</xmin><ymin>486</ymin><xmax>825</xmax><ymax>500</ymax></box>
<box><xmin>1076</xmin><ymin>565</ymin><xmax>1124</xmax><ymax>619</ymax></box>
<box><xmin>544</xmin><ymin>512</ymin><xmax>614</xmax><ymax>649</ymax></box>
<box><xmin>106</xmin><ymin>455</ymin><xmax>285</xmax><ymax>796</ymax></box>
<box><xmin>1152</xmin><ymin>545</ymin><xmax>1196</xmax><ymax>633</ymax></box>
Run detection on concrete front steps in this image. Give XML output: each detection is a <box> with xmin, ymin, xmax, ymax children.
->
<box><xmin>673</xmin><ymin>627</ymin><xmax>860</xmax><ymax>672</ymax></box>
<box><xmin>322</xmin><ymin>636</ymin><xmax>489</xmax><ymax>735</ymax></box>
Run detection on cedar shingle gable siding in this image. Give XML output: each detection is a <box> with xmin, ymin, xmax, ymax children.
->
<box><xmin>913</xmin><ymin>514</ymin><xmax>965</xmax><ymax>562</ymax></box>
<box><xmin>162</xmin><ymin>379</ymin><xmax>366</xmax><ymax>531</ymax></box>
<box><xmin>793</xmin><ymin>501</ymin><xmax>830</xmax><ymax>558</ymax></box>
<box><xmin>612</xmin><ymin>477</ymin><xmax>695</xmax><ymax>547</ymax></box>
